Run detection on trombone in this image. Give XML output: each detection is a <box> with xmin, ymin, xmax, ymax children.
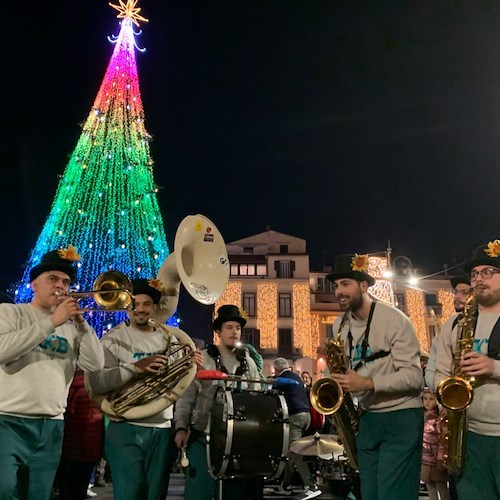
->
<box><xmin>57</xmin><ymin>270</ymin><xmax>135</xmax><ymax>312</ymax></box>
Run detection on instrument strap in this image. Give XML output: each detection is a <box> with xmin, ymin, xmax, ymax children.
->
<box><xmin>206</xmin><ymin>345</ymin><xmax>248</xmax><ymax>377</ymax></box>
<box><xmin>346</xmin><ymin>301</ymin><xmax>376</xmax><ymax>371</ymax></box>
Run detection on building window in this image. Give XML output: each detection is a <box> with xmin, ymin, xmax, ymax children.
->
<box><xmin>279</xmin><ymin>293</ymin><xmax>292</xmax><ymax>317</ymax></box>
<box><xmin>243</xmin><ymin>292</ymin><xmax>256</xmax><ymax>317</ymax></box>
<box><xmin>425</xmin><ymin>293</ymin><xmax>439</xmax><ymax>306</ymax></box>
<box><xmin>395</xmin><ymin>293</ymin><xmax>406</xmax><ymax>313</ymax></box>
<box><xmin>230</xmin><ymin>263</ymin><xmax>260</xmax><ymax>276</ymax></box>
<box><xmin>276</xmin><ymin>260</ymin><xmax>295</xmax><ymax>278</ymax></box>
<box><xmin>242</xmin><ymin>328</ymin><xmax>260</xmax><ymax>349</ymax></box>
<box><xmin>280</xmin><ymin>244</ymin><xmax>289</xmax><ymax>254</ymax></box>
<box><xmin>316</xmin><ymin>277</ymin><xmax>334</xmax><ymax>292</ymax></box>
<box><xmin>256</xmin><ymin>264</ymin><xmax>267</xmax><ymax>276</ymax></box>
<box><xmin>243</xmin><ymin>246</ymin><xmax>253</xmax><ymax>254</ymax></box>
<box><xmin>278</xmin><ymin>328</ymin><xmax>293</xmax><ymax>356</ymax></box>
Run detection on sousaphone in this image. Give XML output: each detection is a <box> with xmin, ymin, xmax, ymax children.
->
<box><xmin>89</xmin><ymin>214</ymin><xmax>229</xmax><ymax>420</ymax></box>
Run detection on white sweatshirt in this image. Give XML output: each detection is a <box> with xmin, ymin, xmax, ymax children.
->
<box><xmin>332</xmin><ymin>300</ymin><xmax>423</xmax><ymax>412</ymax></box>
<box><xmin>0</xmin><ymin>303</ymin><xmax>104</xmax><ymax>419</ymax></box>
<box><xmin>87</xmin><ymin>322</ymin><xmax>185</xmax><ymax>427</ymax></box>
<box><xmin>435</xmin><ymin>311</ymin><xmax>500</xmax><ymax>436</ymax></box>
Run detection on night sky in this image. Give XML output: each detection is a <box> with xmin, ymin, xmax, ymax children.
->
<box><xmin>2</xmin><ymin>1</ymin><xmax>499</xmax><ymax>294</ymax></box>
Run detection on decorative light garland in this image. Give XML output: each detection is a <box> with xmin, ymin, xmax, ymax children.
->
<box><xmin>438</xmin><ymin>290</ymin><xmax>455</xmax><ymax>324</ymax></box>
<box><xmin>368</xmin><ymin>256</ymin><xmax>392</xmax><ymax>304</ymax></box>
<box><xmin>292</xmin><ymin>283</ymin><xmax>314</xmax><ymax>358</ymax></box>
<box><xmin>257</xmin><ymin>283</ymin><xmax>278</xmax><ymax>349</ymax></box>
<box><xmin>406</xmin><ymin>289</ymin><xmax>428</xmax><ymax>354</ymax></box>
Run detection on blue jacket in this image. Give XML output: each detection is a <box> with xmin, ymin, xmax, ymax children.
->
<box><xmin>274</xmin><ymin>369</ymin><xmax>310</xmax><ymax>415</ymax></box>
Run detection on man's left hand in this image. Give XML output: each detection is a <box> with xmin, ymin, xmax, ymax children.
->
<box><xmin>192</xmin><ymin>349</ymin><xmax>204</xmax><ymax>369</ymax></box>
<box><xmin>461</xmin><ymin>351</ymin><xmax>494</xmax><ymax>377</ymax></box>
<box><xmin>332</xmin><ymin>369</ymin><xmax>374</xmax><ymax>392</ymax></box>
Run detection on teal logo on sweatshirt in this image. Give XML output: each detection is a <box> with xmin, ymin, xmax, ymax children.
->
<box><xmin>39</xmin><ymin>334</ymin><xmax>68</xmax><ymax>354</ymax></box>
<box><xmin>473</xmin><ymin>338</ymin><xmax>488</xmax><ymax>354</ymax></box>
<box><xmin>133</xmin><ymin>352</ymin><xmax>154</xmax><ymax>360</ymax></box>
<box><xmin>352</xmin><ymin>344</ymin><xmax>374</xmax><ymax>364</ymax></box>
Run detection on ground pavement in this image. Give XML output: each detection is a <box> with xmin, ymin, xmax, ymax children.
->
<box><xmin>86</xmin><ymin>473</ymin><xmax>431</xmax><ymax>499</ymax></box>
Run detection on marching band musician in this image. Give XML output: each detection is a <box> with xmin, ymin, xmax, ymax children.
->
<box><xmin>434</xmin><ymin>240</ymin><xmax>500</xmax><ymax>499</ymax></box>
<box><xmin>425</xmin><ymin>275</ymin><xmax>470</xmax><ymax>390</ymax></box>
<box><xmin>86</xmin><ymin>278</ymin><xmax>199</xmax><ymax>500</ymax></box>
<box><xmin>0</xmin><ymin>247</ymin><xmax>104</xmax><ymax>500</ymax></box>
<box><xmin>173</xmin><ymin>304</ymin><xmax>261</xmax><ymax>500</ymax></box>
<box><xmin>327</xmin><ymin>253</ymin><xmax>424</xmax><ymax>500</ymax></box>
<box><xmin>271</xmin><ymin>357</ymin><xmax>322</xmax><ymax>499</ymax></box>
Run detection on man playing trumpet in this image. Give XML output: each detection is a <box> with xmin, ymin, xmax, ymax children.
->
<box><xmin>0</xmin><ymin>246</ymin><xmax>104</xmax><ymax>500</ymax></box>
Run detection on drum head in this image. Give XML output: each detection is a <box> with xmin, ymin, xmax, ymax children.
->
<box><xmin>207</xmin><ymin>387</ymin><xmax>289</xmax><ymax>479</ymax></box>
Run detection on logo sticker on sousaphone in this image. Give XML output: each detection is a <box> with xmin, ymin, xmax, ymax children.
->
<box><xmin>204</xmin><ymin>226</ymin><xmax>214</xmax><ymax>242</ymax></box>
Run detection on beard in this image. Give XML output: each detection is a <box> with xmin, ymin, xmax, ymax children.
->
<box><xmin>337</xmin><ymin>288</ymin><xmax>363</xmax><ymax>313</ymax></box>
<box><xmin>132</xmin><ymin>313</ymin><xmax>151</xmax><ymax>328</ymax></box>
<box><xmin>475</xmin><ymin>285</ymin><xmax>500</xmax><ymax>308</ymax></box>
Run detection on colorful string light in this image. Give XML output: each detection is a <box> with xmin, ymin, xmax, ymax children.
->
<box><xmin>12</xmin><ymin>13</ymin><xmax>169</xmax><ymax>336</ymax></box>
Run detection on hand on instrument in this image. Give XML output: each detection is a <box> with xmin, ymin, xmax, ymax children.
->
<box><xmin>192</xmin><ymin>349</ymin><xmax>204</xmax><ymax>370</ymax></box>
<box><xmin>332</xmin><ymin>369</ymin><xmax>374</xmax><ymax>393</ymax></box>
<box><xmin>134</xmin><ymin>354</ymin><xmax>168</xmax><ymax>374</ymax></box>
<box><xmin>50</xmin><ymin>297</ymin><xmax>84</xmax><ymax>327</ymax></box>
<box><xmin>461</xmin><ymin>351</ymin><xmax>494</xmax><ymax>377</ymax></box>
<box><xmin>174</xmin><ymin>429</ymin><xmax>189</xmax><ymax>449</ymax></box>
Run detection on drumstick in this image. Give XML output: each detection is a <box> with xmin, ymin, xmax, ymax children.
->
<box><xmin>196</xmin><ymin>369</ymin><xmax>300</xmax><ymax>385</ymax></box>
<box><xmin>180</xmin><ymin>446</ymin><xmax>189</xmax><ymax>468</ymax></box>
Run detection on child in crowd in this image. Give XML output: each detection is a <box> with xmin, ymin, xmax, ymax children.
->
<box><xmin>421</xmin><ymin>388</ymin><xmax>450</xmax><ymax>500</ymax></box>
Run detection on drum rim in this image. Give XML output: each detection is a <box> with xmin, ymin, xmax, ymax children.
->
<box><xmin>206</xmin><ymin>388</ymin><xmax>290</xmax><ymax>480</ymax></box>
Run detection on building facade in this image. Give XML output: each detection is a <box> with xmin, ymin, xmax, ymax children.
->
<box><xmin>216</xmin><ymin>230</ymin><xmax>456</xmax><ymax>379</ymax></box>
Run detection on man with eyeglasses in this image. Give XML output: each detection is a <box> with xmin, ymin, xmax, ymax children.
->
<box><xmin>425</xmin><ymin>275</ymin><xmax>470</xmax><ymax>390</ymax></box>
<box><xmin>435</xmin><ymin>240</ymin><xmax>500</xmax><ymax>500</ymax></box>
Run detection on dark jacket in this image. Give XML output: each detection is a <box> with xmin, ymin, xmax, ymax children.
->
<box><xmin>62</xmin><ymin>374</ymin><xmax>104</xmax><ymax>462</ymax></box>
<box><xmin>274</xmin><ymin>369</ymin><xmax>310</xmax><ymax>415</ymax></box>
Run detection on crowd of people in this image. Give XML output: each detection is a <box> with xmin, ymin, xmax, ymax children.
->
<box><xmin>0</xmin><ymin>239</ymin><xmax>499</xmax><ymax>500</ymax></box>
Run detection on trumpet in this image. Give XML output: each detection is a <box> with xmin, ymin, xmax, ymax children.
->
<box><xmin>56</xmin><ymin>270</ymin><xmax>134</xmax><ymax>312</ymax></box>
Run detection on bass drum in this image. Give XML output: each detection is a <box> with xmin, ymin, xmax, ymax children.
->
<box><xmin>207</xmin><ymin>387</ymin><xmax>289</xmax><ymax>479</ymax></box>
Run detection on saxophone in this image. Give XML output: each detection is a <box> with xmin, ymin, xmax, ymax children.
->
<box><xmin>310</xmin><ymin>335</ymin><xmax>359</xmax><ymax>470</ymax></box>
<box><xmin>435</xmin><ymin>293</ymin><xmax>476</xmax><ymax>475</ymax></box>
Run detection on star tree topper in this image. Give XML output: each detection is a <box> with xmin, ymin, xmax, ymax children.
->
<box><xmin>109</xmin><ymin>0</ymin><xmax>149</xmax><ymax>27</ymax></box>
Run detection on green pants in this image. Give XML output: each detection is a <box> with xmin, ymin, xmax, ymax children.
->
<box><xmin>184</xmin><ymin>429</ymin><xmax>216</xmax><ymax>500</ymax></box>
<box><xmin>357</xmin><ymin>407</ymin><xmax>423</xmax><ymax>500</ymax></box>
<box><xmin>456</xmin><ymin>431</ymin><xmax>500</xmax><ymax>500</ymax></box>
<box><xmin>106</xmin><ymin>421</ymin><xmax>176</xmax><ymax>500</ymax></box>
<box><xmin>0</xmin><ymin>415</ymin><xmax>64</xmax><ymax>500</ymax></box>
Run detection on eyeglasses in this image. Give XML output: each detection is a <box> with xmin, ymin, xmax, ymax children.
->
<box><xmin>452</xmin><ymin>289</ymin><xmax>471</xmax><ymax>297</ymax></box>
<box><xmin>469</xmin><ymin>267</ymin><xmax>500</xmax><ymax>281</ymax></box>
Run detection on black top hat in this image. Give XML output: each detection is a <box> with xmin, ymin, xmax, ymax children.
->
<box><xmin>450</xmin><ymin>275</ymin><xmax>470</xmax><ymax>289</ymax></box>
<box><xmin>326</xmin><ymin>253</ymin><xmax>376</xmax><ymax>287</ymax></box>
<box><xmin>132</xmin><ymin>279</ymin><xmax>162</xmax><ymax>304</ymax></box>
<box><xmin>213</xmin><ymin>304</ymin><xmax>247</xmax><ymax>331</ymax></box>
<box><xmin>463</xmin><ymin>240</ymin><xmax>500</xmax><ymax>274</ymax></box>
<box><xmin>29</xmin><ymin>247</ymin><xmax>80</xmax><ymax>282</ymax></box>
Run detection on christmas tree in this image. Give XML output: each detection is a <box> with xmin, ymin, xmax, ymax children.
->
<box><xmin>13</xmin><ymin>1</ymin><xmax>170</xmax><ymax>335</ymax></box>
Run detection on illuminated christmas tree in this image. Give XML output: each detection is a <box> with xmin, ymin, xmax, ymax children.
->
<box><xmin>13</xmin><ymin>1</ymin><xmax>170</xmax><ymax>335</ymax></box>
